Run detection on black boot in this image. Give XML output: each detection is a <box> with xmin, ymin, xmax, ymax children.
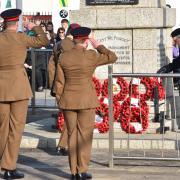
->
<box><xmin>71</xmin><ymin>174</ymin><xmax>77</xmax><ymax>180</ymax></box>
<box><xmin>56</xmin><ymin>147</ymin><xmax>68</xmax><ymax>156</ymax></box>
<box><xmin>3</xmin><ymin>169</ymin><xmax>24</xmax><ymax>179</ymax></box>
<box><xmin>76</xmin><ymin>172</ymin><xmax>92</xmax><ymax>180</ymax></box>
<box><xmin>157</xmin><ymin>63</ymin><xmax>173</xmax><ymax>73</ymax></box>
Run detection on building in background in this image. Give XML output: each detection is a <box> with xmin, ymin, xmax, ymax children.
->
<box><xmin>166</xmin><ymin>0</ymin><xmax>180</xmax><ymax>28</ymax></box>
<box><xmin>0</xmin><ymin>0</ymin><xmax>52</xmax><ymax>23</ymax></box>
<box><xmin>0</xmin><ymin>1</ymin><xmax>177</xmax><ymax>32</ymax></box>
<box><xmin>22</xmin><ymin>0</ymin><xmax>52</xmax><ymax>23</ymax></box>
<box><xmin>0</xmin><ymin>0</ymin><xmax>80</xmax><ymax>30</ymax></box>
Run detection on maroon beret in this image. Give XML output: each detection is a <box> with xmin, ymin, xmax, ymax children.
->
<box><xmin>70</xmin><ymin>23</ymin><xmax>81</xmax><ymax>30</ymax></box>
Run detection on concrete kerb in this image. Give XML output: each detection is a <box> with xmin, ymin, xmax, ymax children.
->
<box><xmin>22</xmin><ymin>118</ymin><xmax>180</xmax><ymax>150</ymax></box>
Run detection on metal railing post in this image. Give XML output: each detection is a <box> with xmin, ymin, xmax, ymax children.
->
<box><xmin>108</xmin><ymin>65</ymin><xmax>114</xmax><ymax>168</ymax></box>
<box><xmin>106</xmin><ymin>72</ymin><xmax>180</xmax><ymax>164</ymax></box>
<box><xmin>31</xmin><ymin>48</ymin><xmax>36</xmax><ymax>114</ymax></box>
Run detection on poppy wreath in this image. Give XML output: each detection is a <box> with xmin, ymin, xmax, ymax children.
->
<box><xmin>120</xmin><ymin>97</ymin><xmax>149</xmax><ymax>133</ymax></box>
<box><xmin>101</xmin><ymin>77</ymin><xmax>129</xmax><ymax>101</ymax></box>
<box><xmin>96</xmin><ymin>115</ymin><xmax>109</xmax><ymax>133</ymax></box>
<box><xmin>129</xmin><ymin>77</ymin><xmax>154</xmax><ymax>101</ymax></box>
<box><xmin>121</xmin><ymin>97</ymin><xmax>149</xmax><ymax>114</ymax></box>
<box><xmin>56</xmin><ymin>111</ymin><xmax>64</xmax><ymax>132</ymax></box>
<box><xmin>151</xmin><ymin>77</ymin><xmax>165</xmax><ymax>101</ymax></box>
<box><xmin>101</xmin><ymin>79</ymin><xmax>108</xmax><ymax>97</ymax></box>
<box><xmin>92</xmin><ymin>76</ymin><xmax>102</xmax><ymax>97</ymax></box>
<box><xmin>95</xmin><ymin>97</ymin><xmax>121</xmax><ymax>133</ymax></box>
<box><xmin>95</xmin><ymin>97</ymin><xmax>121</xmax><ymax>122</ymax></box>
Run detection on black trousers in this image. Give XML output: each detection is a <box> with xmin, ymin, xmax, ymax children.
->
<box><xmin>25</xmin><ymin>68</ymin><xmax>32</xmax><ymax>85</ymax></box>
<box><xmin>172</xmin><ymin>58</ymin><xmax>180</xmax><ymax>70</ymax></box>
<box><xmin>172</xmin><ymin>59</ymin><xmax>180</xmax><ymax>85</ymax></box>
<box><xmin>35</xmin><ymin>68</ymin><xmax>46</xmax><ymax>89</ymax></box>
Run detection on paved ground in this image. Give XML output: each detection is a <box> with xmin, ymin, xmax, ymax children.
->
<box><xmin>27</xmin><ymin>108</ymin><xmax>58</xmax><ymax>124</ymax></box>
<box><xmin>0</xmin><ymin>149</ymin><xmax>180</xmax><ymax>180</ymax></box>
<box><xmin>14</xmin><ymin>92</ymin><xmax>180</xmax><ymax>179</ymax></box>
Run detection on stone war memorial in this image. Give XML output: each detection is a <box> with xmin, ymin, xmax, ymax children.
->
<box><xmin>70</xmin><ymin>0</ymin><xmax>175</xmax><ymax>78</ymax></box>
<box><xmin>67</xmin><ymin>0</ymin><xmax>178</xmax><ymax>136</ymax></box>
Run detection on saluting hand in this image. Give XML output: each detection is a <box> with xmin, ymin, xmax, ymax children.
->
<box><xmin>27</xmin><ymin>22</ymin><xmax>36</xmax><ymax>30</ymax></box>
<box><xmin>23</xmin><ymin>19</ymin><xmax>35</xmax><ymax>30</ymax></box>
<box><xmin>89</xmin><ymin>38</ymin><xmax>101</xmax><ymax>49</ymax></box>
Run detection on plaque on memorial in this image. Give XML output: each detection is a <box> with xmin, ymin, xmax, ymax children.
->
<box><xmin>86</xmin><ymin>0</ymin><xmax>139</xmax><ymax>5</ymax></box>
<box><xmin>94</xmin><ymin>30</ymin><xmax>133</xmax><ymax>79</ymax></box>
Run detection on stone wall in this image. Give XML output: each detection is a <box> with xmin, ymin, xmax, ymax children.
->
<box><xmin>69</xmin><ymin>0</ymin><xmax>176</xmax><ymax>79</ymax></box>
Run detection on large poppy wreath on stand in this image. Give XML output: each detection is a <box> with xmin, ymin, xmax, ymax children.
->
<box><xmin>129</xmin><ymin>77</ymin><xmax>165</xmax><ymax>101</ymax></box>
<box><xmin>129</xmin><ymin>77</ymin><xmax>154</xmax><ymax>101</ymax></box>
<box><xmin>95</xmin><ymin>97</ymin><xmax>121</xmax><ymax>133</ymax></box>
<box><xmin>101</xmin><ymin>77</ymin><xmax>129</xmax><ymax>101</ymax></box>
<box><xmin>95</xmin><ymin>77</ymin><xmax>128</xmax><ymax>133</ymax></box>
<box><xmin>120</xmin><ymin>97</ymin><xmax>149</xmax><ymax>134</ymax></box>
<box><xmin>151</xmin><ymin>77</ymin><xmax>165</xmax><ymax>100</ymax></box>
<box><xmin>92</xmin><ymin>76</ymin><xmax>102</xmax><ymax>97</ymax></box>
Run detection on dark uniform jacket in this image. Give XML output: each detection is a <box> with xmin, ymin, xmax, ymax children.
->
<box><xmin>0</xmin><ymin>26</ymin><xmax>48</xmax><ymax>101</ymax></box>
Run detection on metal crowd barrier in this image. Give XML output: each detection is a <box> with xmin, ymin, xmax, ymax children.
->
<box><xmin>108</xmin><ymin>65</ymin><xmax>180</xmax><ymax>167</ymax></box>
<box><xmin>27</xmin><ymin>48</ymin><xmax>58</xmax><ymax>114</ymax></box>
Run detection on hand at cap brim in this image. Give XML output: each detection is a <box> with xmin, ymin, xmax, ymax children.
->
<box><xmin>88</xmin><ymin>38</ymin><xmax>101</xmax><ymax>49</ymax></box>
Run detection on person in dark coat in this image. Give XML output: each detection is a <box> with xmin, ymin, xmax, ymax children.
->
<box><xmin>157</xmin><ymin>28</ymin><xmax>180</xmax><ymax>74</ymax></box>
<box><xmin>55</xmin><ymin>27</ymin><xmax>65</xmax><ymax>43</ymax></box>
<box><xmin>61</xmin><ymin>18</ymin><xmax>69</xmax><ymax>36</ymax></box>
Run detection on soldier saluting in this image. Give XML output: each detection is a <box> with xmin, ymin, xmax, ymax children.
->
<box><xmin>0</xmin><ymin>9</ymin><xmax>48</xmax><ymax>179</ymax></box>
<box><xmin>54</xmin><ymin>26</ymin><xmax>117</xmax><ymax>179</ymax></box>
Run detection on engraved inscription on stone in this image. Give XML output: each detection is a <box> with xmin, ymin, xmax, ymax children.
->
<box><xmin>94</xmin><ymin>30</ymin><xmax>132</xmax><ymax>79</ymax></box>
<box><xmin>86</xmin><ymin>0</ymin><xmax>139</xmax><ymax>5</ymax></box>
